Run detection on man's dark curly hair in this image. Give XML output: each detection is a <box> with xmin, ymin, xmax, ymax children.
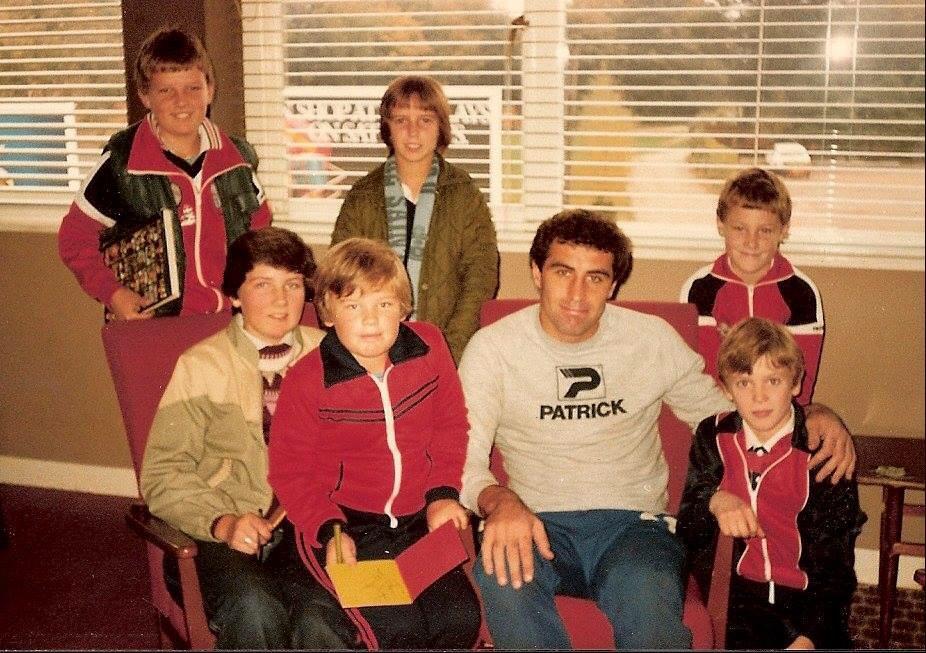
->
<box><xmin>529</xmin><ymin>209</ymin><xmax>633</xmax><ymax>300</ymax></box>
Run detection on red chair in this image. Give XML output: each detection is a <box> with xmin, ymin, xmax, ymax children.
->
<box><xmin>473</xmin><ymin>299</ymin><xmax>732</xmax><ymax>649</ymax></box>
<box><xmin>102</xmin><ymin>307</ymin><xmax>320</xmax><ymax>650</ymax></box>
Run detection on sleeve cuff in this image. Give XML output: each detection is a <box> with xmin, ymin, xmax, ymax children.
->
<box><xmin>425</xmin><ymin>486</ymin><xmax>460</xmax><ymax>504</ymax></box>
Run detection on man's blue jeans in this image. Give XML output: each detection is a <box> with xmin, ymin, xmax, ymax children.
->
<box><xmin>474</xmin><ymin>509</ymin><xmax>692</xmax><ymax>650</ymax></box>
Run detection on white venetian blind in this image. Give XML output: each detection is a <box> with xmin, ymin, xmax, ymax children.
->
<box><xmin>563</xmin><ymin>0</ymin><xmax>924</xmax><ymax>267</ymax></box>
<box><xmin>243</xmin><ymin>0</ymin><xmax>526</xmax><ymax>243</ymax></box>
<box><xmin>242</xmin><ymin>0</ymin><xmax>924</xmax><ymax>269</ymax></box>
<box><xmin>0</xmin><ymin>1</ymin><xmax>127</xmax><ymax>216</ymax></box>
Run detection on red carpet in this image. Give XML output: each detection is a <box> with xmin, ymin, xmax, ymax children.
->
<box><xmin>0</xmin><ymin>484</ymin><xmax>159</xmax><ymax>649</ymax></box>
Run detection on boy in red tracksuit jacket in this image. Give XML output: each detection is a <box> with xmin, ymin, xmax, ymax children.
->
<box><xmin>680</xmin><ymin>168</ymin><xmax>824</xmax><ymax>405</ymax></box>
<box><xmin>58</xmin><ymin>27</ymin><xmax>270</xmax><ymax>321</ymax></box>
<box><xmin>677</xmin><ymin>318</ymin><xmax>864</xmax><ymax>649</ymax></box>
<box><xmin>268</xmin><ymin>237</ymin><xmax>480</xmax><ymax>651</ymax></box>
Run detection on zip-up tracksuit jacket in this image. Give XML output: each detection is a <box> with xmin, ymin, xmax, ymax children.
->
<box><xmin>680</xmin><ymin>253</ymin><xmax>824</xmax><ymax>404</ymax></box>
<box><xmin>58</xmin><ymin>115</ymin><xmax>271</xmax><ymax>315</ymax></box>
<box><xmin>268</xmin><ymin>321</ymin><xmax>469</xmax><ymax>547</ymax></box>
<box><xmin>677</xmin><ymin>405</ymin><xmax>865</xmax><ymax>648</ymax></box>
<box><xmin>268</xmin><ymin>321</ymin><xmax>477</xmax><ymax>649</ymax></box>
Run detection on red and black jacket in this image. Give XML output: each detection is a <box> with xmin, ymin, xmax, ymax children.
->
<box><xmin>680</xmin><ymin>254</ymin><xmax>824</xmax><ymax>405</ymax></box>
<box><xmin>677</xmin><ymin>405</ymin><xmax>865</xmax><ymax>647</ymax></box>
<box><xmin>58</xmin><ymin>115</ymin><xmax>271</xmax><ymax>315</ymax></box>
<box><xmin>268</xmin><ymin>321</ymin><xmax>469</xmax><ymax>650</ymax></box>
<box><xmin>268</xmin><ymin>320</ymin><xmax>468</xmax><ymax>547</ymax></box>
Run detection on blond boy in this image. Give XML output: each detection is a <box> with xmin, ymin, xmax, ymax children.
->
<box><xmin>268</xmin><ymin>237</ymin><xmax>480</xmax><ymax>649</ymax></box>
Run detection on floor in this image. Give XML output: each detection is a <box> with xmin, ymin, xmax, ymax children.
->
<box><xmin>0</xmin><ymin>484</ymin><xmax>159</xmax><ymax>649</ymax></box>
<box><xmin>0</xmin><ymin>483</ymin><xmax>922</xmax><ymax>650</ymax></box>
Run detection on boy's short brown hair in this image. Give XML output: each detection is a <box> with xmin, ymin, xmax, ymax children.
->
<box><xmin>379</xmin><ymin>75</ymin><xmax>453</xmax><ymax>155</ymax></box>
<box><xmin>716</xmin><ymin>167</ymin><xmax>792</xmax><ymax>227</ymax></box>
<box><xmin>718</xmin><ymin>317</ymin><xmax>805</xmax><ymax>388</ymax></box>
<box><xmin>134</xmin><ymin>26</ymin><xmax>214</xmax><ymax>94</ymax></box>
<box><xmin>314</xmin><ymin>237</ymin><xmax>413</xmax><ymax>323</ymax></box>
<box><xmin>529</xmin><ymin>209</ymin><xmax>633</xmax><ymax>300</ymax></box>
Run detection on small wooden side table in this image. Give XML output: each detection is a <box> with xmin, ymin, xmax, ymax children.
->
<box><xmin>855</xmin><ymin>435</ymin><xmax>925</xmax><ymax>649</ymax></box>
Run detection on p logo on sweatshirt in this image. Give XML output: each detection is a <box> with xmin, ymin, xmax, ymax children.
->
<box><xmin>557</xmin><ymin>366</ymin><xmax>604</xmax><ymax>400</ymax></box>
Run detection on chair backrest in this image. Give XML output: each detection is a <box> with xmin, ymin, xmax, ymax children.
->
<box><xmin>479</xmin><ymin>299</ymin><xmax>699</xmax><ymax>514</ymax></box>
<box><xmin>104</xmin><ymin>312</ymin><xmax>232</xmax><ymax>478</ymax></box>
<box><xmin>102</xmin><ymin>305</ymin><xmax>320</xmax><ymax>481</ymax></box>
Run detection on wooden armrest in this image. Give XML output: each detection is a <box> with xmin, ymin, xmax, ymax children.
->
<box><xmin>127</xmin><ymin>502</ymin><xmax>215</xmax><ymax>648</ymax></box>
<box><xmin>126</xmin><ymin>502</ymin><xmax>199</xmax><ymax>559</ymax></box>
<box><xmin>706</xmin><ymin>533</ymin><xmax>734</xmax><ymax>649</ymax></box>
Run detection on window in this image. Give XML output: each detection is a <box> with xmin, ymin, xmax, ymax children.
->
<box><xmin>243</xmin><ymin>0</ymin><xmax>925</xmax><ymax>270</ymax></box>
<box><xmin>0</xmin><ymin>1</ymin><xmax>126</xmax><ymax>229</ymax></box>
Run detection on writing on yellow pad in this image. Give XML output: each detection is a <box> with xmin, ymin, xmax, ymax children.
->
<box><xmin>327</xmin><ymin>560</ymin><xmax>414</xmax><ymax>607</ymax></box>
<box><xmin>325</xmin><ymin>521</ymin><xmax>468</xmax><ymax>608</ymax></box>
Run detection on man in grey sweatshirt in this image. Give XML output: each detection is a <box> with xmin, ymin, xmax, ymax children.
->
<box><xmin>458</xmin><ymin>209</ymin><xmax>856</xmax><ymax>650</ymax></box>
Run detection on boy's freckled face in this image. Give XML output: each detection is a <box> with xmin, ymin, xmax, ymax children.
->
<box><xmin>718</xmin><ymin>206</ymin><xmax>788</xmax><ymax>285</ymax></box>
<box><xmin>325</xmin><ymin>285</ymin><xmax>405</xmax><ymax>374</ymax></box>
<box><xmin>723</xmin><ymin>355</ymin><xmax>800</xmax><ymax>442</ymax></box>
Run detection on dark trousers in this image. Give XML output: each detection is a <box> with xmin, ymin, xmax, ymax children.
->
<box><xmin>165</xmin><ymin>521</ymin><xmax>355</xmax><ymax>650</ymax></box>
<box><xmin>726</xmin><ymin>574</ymin><xmax>852</xmax><ymax>649</ymax></box>
<box><xmin>322</xmin><ymin>507</ymin><xmax>482</xmax><ymax>650</ymax></box>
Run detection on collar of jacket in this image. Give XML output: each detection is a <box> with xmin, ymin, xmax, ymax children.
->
<box><xmin>717</xmin><ymin>400</ymin><xmax>810</xmax><ymax>452</ymax></box>
<box><xmin>226</xmin><ymin>314</ymin><xmax>306</xmax><ymax>367</ymax></box>
<box><xmin>350</xmin><ymin>152</ymin><xmax>475</xmax><ymax>196</ymax></box>
<box><xmin>711</xmin><ymin>252</ymin><xmax>795</xmax><ymax>286</ymax></box>
<box><xmin>319</xmin><ymin>322</ymin><xmax>430</xmax><ymax>388</ymax></box>
<box><xmin>125</xmin><ymin>115</ymin><xmax>246</xmax><ymax>178</ymax></box>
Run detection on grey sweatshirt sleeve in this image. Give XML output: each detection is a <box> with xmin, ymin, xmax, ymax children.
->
<box><xmin>457</xmin><ymin>329</ymin><xmax>504</xmax><ymax>514</ymax></box>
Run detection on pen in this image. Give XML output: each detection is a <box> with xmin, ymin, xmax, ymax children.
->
<box><xmin>257</xmin><ymin>508</ymin><xmax>264</xmax><ymax>560</ymax></box>
<box><xmin>333</xmin><ymin>523</ymin><xmax>344</xmax><ymax>563</ymax></box>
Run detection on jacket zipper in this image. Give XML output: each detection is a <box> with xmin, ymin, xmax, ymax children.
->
<box><xmin>370</xmin><ymin>367</ymin><xmax>401</xmax><ymax>527</ymax></box>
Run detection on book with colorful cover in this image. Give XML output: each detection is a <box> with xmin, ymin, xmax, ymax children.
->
<box><xmin>100</xmin><ymin>208</ymin><xmax>180</xmax><ymax>319</ymax></box>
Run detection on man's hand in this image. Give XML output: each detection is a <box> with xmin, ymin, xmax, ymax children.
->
<box><xmin>478</xmin><ymin>485</ymin><xmax>554</xmax><ymax>590</ymax></box>
<box><xmin>804</xmin><ymin>403</ymin><xmax>856</xmax><ymax>484</ymax></box>
<box><xmin>709</xmin><ymin>490</ymin><xmax>765</xmax><ymax>539</ymax></box>
<box><xmin>325</xmin><ymin>529</ymin><xmax>357</xmax><ymax>566</ymax></box>
<box><xmin>426</xmin><ymin>498</ymin><xmax>470</xmax><ymax>531</ymax></box>
<box><xmin>212</xmin><ymin>512</ymin><xmax>273</xmax><ymax>555</ymax></box>
<box><xmin>109</xmin><ymin>287</ymin><xmax>153</xmax><ymax>321</ymax></box>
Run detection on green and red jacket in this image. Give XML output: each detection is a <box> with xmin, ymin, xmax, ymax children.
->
<box><xmin>58</xmin><ymin>115</ymin><xmax>271</xmax><ymax>316</ymax></box>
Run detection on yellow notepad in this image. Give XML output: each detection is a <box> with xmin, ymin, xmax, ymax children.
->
<box><xmin>326</xmin><ymin>521</ymin><xmax>468</xmax><ymax>608</ymax></box>
<box><xmin>327</xmin><ymin>559</ymin><xmax>415</xmax><ymax>607</ymax></box>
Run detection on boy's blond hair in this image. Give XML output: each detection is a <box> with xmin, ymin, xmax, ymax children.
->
<box><xmin>314</xmin><ymin>237</ymin><xmax>413</xmax><ymax>323</ymax></box>
<box><xmin>716</xmin><ymin>167</ymin><xmax>792</xmax><ymax>227</ymax></box>
<box><xmin>718</xmin><ymin>317</ymin><xmax>805</xmax><ymax>388</ymax></box>
<box><xmin>134</xmin><ymin>26</ymin><xmax>214</xmax><ymax>94</ymax></box>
